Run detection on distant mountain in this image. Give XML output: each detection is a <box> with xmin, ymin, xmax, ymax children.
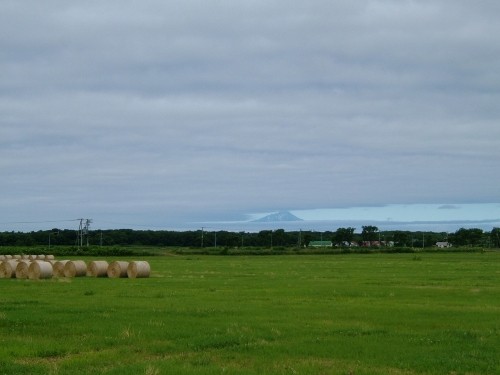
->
<box><xmin>252</xmin><ymin>211</ymin><xmax>303</xmax><ymax>222</ymax></box>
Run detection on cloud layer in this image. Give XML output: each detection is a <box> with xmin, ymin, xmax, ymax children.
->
<box><xmin>1</xmin><ymin>1</ymin><xmax>499</xmax><ymax>230</ymax></box>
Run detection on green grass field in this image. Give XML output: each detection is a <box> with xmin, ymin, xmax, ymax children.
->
<box><xmin>1</xmin><ymin>252</ymin><xmax>499</xmax><ymax>374</ymax></box>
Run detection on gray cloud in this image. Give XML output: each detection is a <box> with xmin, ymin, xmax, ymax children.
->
<box><xmin>1</xmin><ymin>0</ymin><xmax>499</xmax><ymax>230</ymax></box>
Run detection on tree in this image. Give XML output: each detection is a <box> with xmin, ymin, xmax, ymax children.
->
<box><xmin>490</xmin><ymin>228</ymin><xmax>500</xmax><ymax>248</ymax></box>
<box><xmin>303</xmin><ymin>232</ymin><xmax>313</xmax><ymax>248</ymax></box>
<box><xmin>257</xmin><ymin>230</ymin><xmax>273</xmax><ymax>247</ymax></box>
<box><xmin>334</xmin><ymin>227</ymin><xmax>355</xmax><ymax>246</ymax></box>
<box><xmin>273</xmin><ymin>229</ymin><xmax>286</xmax><ymax>247</ymax></box>
<box><xmin>361</xmin><ymin>226</ymin><xmax>379</xmax><ymax>246</ymax></box>
<box><xmin>449</xmin><ymin>228</ymin><xmax>483</xmax><ymax>247</ymax></box>
<box><xmin>393</xmin><ymin>231</ymin><xmax>410</xmax><ymax>247</ymax></box>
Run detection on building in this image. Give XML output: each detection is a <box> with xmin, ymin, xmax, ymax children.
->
<box><xmin>308</xmin><ymin>241</ymin><xmax>333</xmax><ymax>247</ymax></box>
<box><xmin>436</xmin><ymin>241</ymin><xmax>452</xmax><ymax>248</ymax></box>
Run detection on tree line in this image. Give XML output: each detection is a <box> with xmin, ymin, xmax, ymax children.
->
<box><xmin>1</xmin><ymin>227</ymin><xmax>499</xmax><ymax>248</ymax></box>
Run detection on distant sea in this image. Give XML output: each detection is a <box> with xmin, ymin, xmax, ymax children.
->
<box><xmin>202</xmin><ymin>203</ymin><xmax>500</xmax><ymax>233</ymax></box>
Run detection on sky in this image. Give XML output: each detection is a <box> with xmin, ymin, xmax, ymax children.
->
<box><xmin>1</xmin><ymin>1</ymin><xmax>499</xmax><ymax>232</ymax></box>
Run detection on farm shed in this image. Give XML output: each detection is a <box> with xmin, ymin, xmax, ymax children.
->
<box><xmin>436</xmin><ymin>241</ymin><xmax>452</xmax><ymax>248</ymax></box>
<box><xmin>308</xmin><ymin>240</ymin><xmax>333</xmax><ymax>247</ymax></box>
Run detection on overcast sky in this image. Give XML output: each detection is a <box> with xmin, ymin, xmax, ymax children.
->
<box><xmin>1</xmin><ymin>1</ymin><xmax>499</xmax><ymax>231</ymax></box>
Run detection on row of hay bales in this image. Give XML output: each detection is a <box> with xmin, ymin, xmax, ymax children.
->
<box><xmin>0</xmin><ymin>257</ymin><xmax>150</xmax><ymax>280</ymax></box>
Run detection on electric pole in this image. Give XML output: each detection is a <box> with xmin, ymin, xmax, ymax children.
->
<box><xmin>84</xmin><ymin>219</ymin><xmax>92</xmax><ymax>247</ymax></box>
<box><xmin>76</xmin><ymin>218</ymin><xmax>92</xmax><ymax>250</ymax></box>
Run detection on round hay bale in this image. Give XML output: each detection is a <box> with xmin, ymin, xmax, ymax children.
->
<box><xmin>107</xmin><ymin>261</ymin><xmax>129</xmax><ymax>278</ymax></box>
<box><xmin>22</xmin><ymin>254</ymin><xmax>30</xmax><ymax>259</ymax></box>
<box><xmin>15</xmin><ymin>260</ymin><xmax>32</xmax><ymax>279</ymax></box>
<box><xmin>45</xmin><ymin>255</ymin><xmax>55</xmax><ymax>261</ymax></box>
<box><xmin>28</xmin><ymin>261</ymin><xmax>53</xmax><ymax>280</ymax></box>
<box><xmin>53</xmin><ymin>260</ymin><xmax>70</xmax><ymax>277</ymax></box>
<box><xmin>0</xmin><ymin>260</ymin><xmax>18</xmax><ymax>278</ymax></box>
<box><xmin>127</xmin><ymin>261</ymin><xmax>151</xmax><ymax>278</ymax></box>
<box><xmin>36</xmin><ymin>254</ymin><xmax>45</xmax><ymax>260</ymax></box>
<box><xmin>88</xmin><ymin>261</ymin><xmax>109</xmax><ymax>277</ymax></box>
<box><xmin>0</xmin><ymin>255</ymin><xmax>5</xmax><ymax>261</ymax></box>
<box><xmin>5</xmin><ymin>255</ymin><xmax>13</xmax><ymax>260</ymax></box>
<box><xmin>14</xmin><ymin>255</ymin><xmax>22</xmax><ymax>260</ymax></box>
<box><xmin>64</xmin><ymin>260</ymin><xmax>87</xmax><ymax>278</ymax></box>
<box><xmin>28</xmin><ymin>255</ymin><xmax>37</xmax><ymax>260</ymax></box>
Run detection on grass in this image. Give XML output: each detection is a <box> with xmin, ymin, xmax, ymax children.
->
<box><xmin>0</xmin><ymin>252</ymin><xmax>499</xmax><ymax>374</ymax></box>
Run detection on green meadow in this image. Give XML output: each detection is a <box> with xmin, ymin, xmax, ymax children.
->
<box><xmin>0</xmin><ymin>252</ymin><xmax>499</xmax><ymax>374</ymax></box>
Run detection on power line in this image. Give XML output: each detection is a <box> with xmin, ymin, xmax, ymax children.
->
<box><xmin>95</xmin><ymin>220</ymin><xmax>169</xmax><ymax>229</ymax></box>
<box><xmin>0</xmin><ymin>219</ymin><xmax>81</xmax><ymax>225</ymax></box>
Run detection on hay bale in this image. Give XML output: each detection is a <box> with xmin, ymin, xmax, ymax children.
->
<box><xmin>14</xmin><ymin>255</ymin><xmax>22</xmax><ymax>260</ymax></box>
<box><xmin>28</xmin><ymin>255</ymin><xmax>37</xmax><ymax>260</ymax></box>
<box><xmin>36</xmin><ymin>254</ymin><xmax>46</xmax><ymax>260</ymax></box>
<box><xmin>64</xmin><ymin>260</ymin><xmax>87</xmax><ymax>277</ymax></box>
<box><xmin>88</xmin><ymin>261</ymin><xmax>109</xmax><ymax>277</ymax></box>
<box><xmin>15</xmin><ymin>260</ymin><xmax>32</xmax><ymax>279</ymax></box>
<box><xmin>22</xmin><ymin>254</ymin><xmax>30</xmax><ymax>259</ymax></box>
<box><xmin>5</xmin><ymin>255</ymin><xmax>13</xmax><ymax>260</ymax></box>
<box><xmin>107</xmin><ymin>261</ymin><xmax>129</xmax><ymax>278</ymax></box>
<box><xmin>127</xmin><ymin>261</ymin><xmax>151</xmax><ymax>278</ymax></box>
<box><xmin>28</xmin><ymin>261</ymin><xmax>53</xmax><ymax>280</ymax></box>
<box><xmin>45</xmin><ymin>255</ymin><xmax>55</xmax><ymax>261</ymax></box>
<box><xmin>0</xmin><ymin>260</ymin><xmax>18</xmax><ymax>278</ymax></box>
<box><xmin>53</xmin><ymin>260</ymin><xmax>70</xmax><ymax>277</ymax></box>
<box><xmin>0</xmin><ymin>255</ymin><xmax>5</xmax><ymax>261</ymax></box>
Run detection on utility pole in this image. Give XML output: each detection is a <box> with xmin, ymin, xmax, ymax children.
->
<box><xmin>76</xmin><ymin>218</ymin><xmax>92</xmax><ymax>250</ymax></box>
<box><xmin>201</xmin><ymin>227</ymin><xmax>204</xmax><ymax>248</ymax></box>
<box><xmin>49</xmin><ymin>230</ymin><xmax>58</xmax><ymax>249</ymax></box>
<box><xmin>84</xmin><ymin>219</ymin><xmax>92</xmax><ymax>247</ymax></box>
<box><xmin>78</xmin><ymin>219</ymin><xmax>84</xmax><ymax>249</ymax></box>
